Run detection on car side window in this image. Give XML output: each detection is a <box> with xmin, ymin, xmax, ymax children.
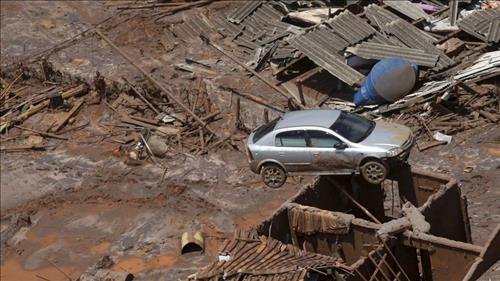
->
<box><xmin>275</xmin><ymin>130</ymin><xmax>307</xmax><ymax>147</ymax></box>
<box><xmin>307</xmin><ymin>130</ymin><xmax>342</xmax><ymax>148</ymax></box>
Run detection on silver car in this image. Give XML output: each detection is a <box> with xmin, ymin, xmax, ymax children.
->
<box><xmin>246</xmin><ymin>109</ymin><xmax>413</xmax><ymax>188</ymax></box>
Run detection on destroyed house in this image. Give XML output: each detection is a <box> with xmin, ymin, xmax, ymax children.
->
<box><xmin>190</xmin><ymin>167</ymin><xmax>499</xmax><ymax>281</ymax></box>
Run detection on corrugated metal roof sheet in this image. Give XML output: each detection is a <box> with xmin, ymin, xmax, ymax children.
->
<box><xmin>191</xmin><ymin>230</ymin><xmax>346</xmax><ymax>281</ymax></box>
<box><xmin>346</xmin><ymin>42</ymin><xmax>439</xmax><ymax>67</ymax></box>
<box><xmin>364</xmin><ymin>4</ymin><xmax>401</xmax><ymax>30</ymax></box>
<box><xmin>224</xmin><ymin>4</ymin><xmax>295</xmax><ymax>51</ymax></box>
<box><xmin>487</xmin><ymin>19</ymin><xmax>500</xmax><ymax>43</ymax></box>
<box><xmin>386</xmin><ymin>20</ymin><xmax>453</xmax><ymax>70</ymax></box>
<box><xmin>325</xmin><ymin>10</ymin><xmax>377</xmax><ymax>45</ymax></box>
<box><xmin>227</xmin><ymin>1</ymin><xmax>262</xmax><ymax>24</ymax></box>
<box><xmin>385</xmin><ymin>0</ymin><xmax>432</xmax><ymax>21</ymax></box>
<box><xmin>288</xmin><ymin>32</ymin><xmax>365</xmax><ymax>86</ymax></box>
<box><xmin>211</xmin><ymin>14</ymin><xmax>241</xmax><ymax>37</ymax></box>
<box><xmin>303</xmin><ymin>26</ymin><xmax>350</xmax><ymax>52</ymax></box>
<box><xmin>172</xmin><ymin>14</ymin><xmax>215</xmax><ymax>42</ymax></box>
<box><xmin>458</xmin><ymin>8</ymin><xmax>500</xmax><ymax>42</ymax></box>
<box><xmin>369</xmin><ymin>32</ymin><xmax>406</xmax><ymax>47</ymax></box>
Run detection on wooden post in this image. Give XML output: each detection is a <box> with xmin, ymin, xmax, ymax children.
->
<box><xmin>297</xmin><ymin>82</ymin><xmax>306</xmax><ymax>106</ymax></box>
<box><xmin>235</xmin><ymin>97</ymin><xmax>241</xmax><ymax>124</ymax></box>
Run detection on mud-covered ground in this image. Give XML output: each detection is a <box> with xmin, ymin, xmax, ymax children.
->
<box><xmin>1</xmin><ymin>1</ymin><xmax>499</xmax><ymax>281</ymax></box>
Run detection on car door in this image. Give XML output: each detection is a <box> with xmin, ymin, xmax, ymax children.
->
<box><xmin>306</xmin><ymin>130</ymin><xmax>354</xmax><ymax>174</ymax></box>
<box><xmin>274</xmin><ymin>130</ymin><xmax>312</xmax><ymax>172</ymax></box>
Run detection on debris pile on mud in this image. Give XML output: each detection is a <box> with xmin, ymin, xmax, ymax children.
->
<box><xmin>1</xmin><ymin>0</ymin><xmax>498</xmax><ymax>281</ymax></box>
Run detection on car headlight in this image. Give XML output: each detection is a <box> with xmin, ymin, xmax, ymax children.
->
<box><xmin>387</xmin><ymin>147</ymin><xmax>402</xmax><ymax>157</ymax></box>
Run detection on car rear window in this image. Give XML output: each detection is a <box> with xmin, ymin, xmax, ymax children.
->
<box><xmin>252</xmin><ymin>118</ymin><xmax>279</xmax><ymax>143</ymax></box>
<box><xmin>330</xmin><ymin>112</ymin><xmax>374</xmax><ymax>143</ymax></box>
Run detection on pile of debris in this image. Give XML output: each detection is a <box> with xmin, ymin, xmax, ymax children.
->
<box><xmin>0</xmin><ymin>64</ymin><xmax>230</xmax><ymax>160</ymax></box>
<box><xmin>155</xmin><ymin>0</ymin><xmax>499</xmax><ymax>149</ymax></box>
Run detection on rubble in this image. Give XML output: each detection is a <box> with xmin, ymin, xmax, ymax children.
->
<box><xmin>0</xmin><ymin>0</ymin><xmax>499</xmax><ymax>280</ymax></box>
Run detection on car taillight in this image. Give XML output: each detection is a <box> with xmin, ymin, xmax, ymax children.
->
<box><xmin>246</xmin><ymin>147</ymin><xmax>254</xmax><ymax>161</ymax></box>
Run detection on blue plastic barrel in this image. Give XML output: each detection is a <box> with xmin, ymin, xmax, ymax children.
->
<box><xmin>354</xmin><ymin>58</ymin><xmax>418</xmax><ymax>106</ymax></box>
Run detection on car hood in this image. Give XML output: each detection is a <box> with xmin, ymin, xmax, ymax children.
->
<box><xmin>359</xmin><ymin>121</ymin><xmax>411</xmax><ymax>149</ymax></box>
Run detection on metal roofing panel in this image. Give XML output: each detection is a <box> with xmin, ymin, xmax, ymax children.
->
<box><xmin>304</xmin><ymin>27</ymin><xmax>349</xmax><ymax>53</ymax></box>
<box><xmin>386</xmin><ymin>20</ymin><xmax>453</xmax><ymax>70</ymax></box>
<box><xmin>364</xmin><ymin>4</ymin><xmax>400</xmax><ymax>30</ymax></box>
<box><xmin>288</xmin><ymin>34</ymin><xmax>365</xmax><ymax>86</ymax></box>
<box><xmin>487</xmin><ymin>19</ymin><xmax>500</xmax><ymax>43</ymax></box>
<box><xmin>227</xmin><ymin>1</ymin><xmax>262</xmax><ymax>24</ymax></box>
<box><xmin>457</xmin><ymin>8</ymin><xmax>500</xmax><ymax>41</ymax></box>
<box><xmin>385</xmin><ymin>0</ymin><xmax>432</xmax><ymax>21</ymax></box>
<box><xmin>173</xmin><ymin>15</ymin><xmax>215</xmax><ymax>42</ymax></box>
<box><xmin>326</xmin><ymin>10</ymin><xmax>377</xmax><ymax>45</ymax></box>
<box><xmin>369</xmin><ymin>32</ymin><xmax>405</xmax><ymax>46</ymax></box>
<box><xmin>346</xmin><ymin>42</ymin><xmax>439</xmax><ymax>67</ymax></box>
<box><xmin>211</xmin><ymin>14</ymin><xmax>241</xmax><ymax>37</ymax></box>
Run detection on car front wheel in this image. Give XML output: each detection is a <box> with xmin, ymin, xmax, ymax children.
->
<box><xmin>261</xmin><ymin>164</ymin><xmax>287</xmax><ymax>188</ymax></box>
<box><xmin>361</xmin><ymin>160</ymin><xmax>387</xmax><ymax>185</ymax></box>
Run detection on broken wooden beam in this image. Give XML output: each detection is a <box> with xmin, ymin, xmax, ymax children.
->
<box><xmin>122</xmin><ymin>77</ymin><xmax>161</xmax><ymax>115</ymax></box>
<box><xmin>52</xmin><ymin>99</ymin><xmax>84</xmax><ymax>132</ymax></box>
<box><xmin>0</xmin><ymin>84</ymin><xmax>87</xmax><ymax>133</ymax></box>
<box><xmin>15</xmin><ymin>125</ymin><xmax>69</xmax><ymax>140</ymax></box>
<box><xmin>155</xmin><ymin>0</ymin><xmax>214</xmax><ymax>20</ymax></box>
<box><xmin>0</xmin><ymin>144</ymin><xmax>47</xmax><ymax>152</ymax></box>
<box><xmin>478</xmin><ymin>110</ymin><xmax>498</xmax><ymax>122</ymax></box>
<box><xmin>418</xmin><ymin>140</ymin><xmax>448</xmax><ymax>151</ymax></box>
<box><xmin>219</xmin><ymin>86</ymin><xmax>285</xmax><ymax>113</ymax></box>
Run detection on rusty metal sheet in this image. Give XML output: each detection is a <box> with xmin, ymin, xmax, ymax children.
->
<box><xmin>346</xmin><ymin>42</ymin><xmax>439</xmax><ymax>67</ymax></box>
<box><xmin>288</xmin><ymin>34</ymin><xmax>365</xmax><ymax>86</ymax></box>
<box><xmin>227</xmin><ymin>1</ymin><xmax>262</xmax><ymax>24</ymax></box>
<box><xmin>385</xmin><ymin>0</ymin><xmax>432</xmax><ymax>21</ymax></box>
<box><xmin>325</xmin><ymin>10</ymin><xmax>377</xmax><ymax>45</ymax></box>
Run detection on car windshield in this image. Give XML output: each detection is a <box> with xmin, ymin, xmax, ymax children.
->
<box><xmin>330</xmin><ymin>112</ymin><xmax>374</xmax><ymax>143</ymax></box>
<box><xmin>253</xmin><ymin>118</ymin><xmax>279</xmax><ymax>143</ymax></box>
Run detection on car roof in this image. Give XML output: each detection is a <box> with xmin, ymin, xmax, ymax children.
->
<box><xmin>274</xmin><ymin>109</ymin><xmax>341</xmax><ymax>130</ymax></box>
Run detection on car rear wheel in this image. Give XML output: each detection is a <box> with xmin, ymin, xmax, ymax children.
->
<box><xmin>261</xmin><ymin>164</ymin><xmax>287</xmax><ymax>188</ymax></box>
<box><xmin>361</xmin><ymin>160</ymin><xmax>387</xmax><ymax>185</ymax></box>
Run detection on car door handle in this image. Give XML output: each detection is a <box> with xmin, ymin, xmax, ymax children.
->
<box><xmin>313</xmin><ymin>153</ymin><xmax>319</xmax><ymax>156</ymax></box>
<box><xmin>279</xmin><ymin>152</ymin><xmax>285</xmax><ymax>156</ymax></box>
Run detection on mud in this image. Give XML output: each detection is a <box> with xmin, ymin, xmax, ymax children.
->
<box><xmin>1</xmin><ymin>1</ymin><xmax>499</xmax><ymax>281</ymax></box>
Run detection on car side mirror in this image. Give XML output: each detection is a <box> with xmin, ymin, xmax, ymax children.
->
<box><xmin>334</xmin><ymin>143</ymin><xmax>347</xmax><ymax>149</ymax></box>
